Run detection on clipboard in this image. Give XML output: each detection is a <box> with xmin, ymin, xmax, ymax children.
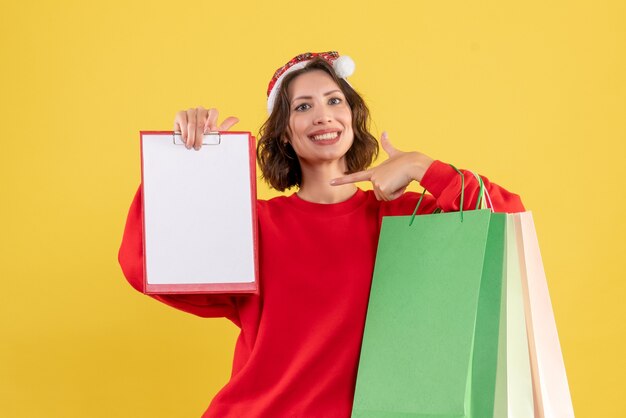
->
<box><xmin>140</xmin><ymin>130</ymin><xmax>258</xmax><ymax>294</ymax></box>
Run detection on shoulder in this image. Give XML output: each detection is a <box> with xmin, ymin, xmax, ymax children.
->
<box><xmin>255</xmin><ymin>194</ymin><xmax>298</xmax><ymax>225</ymax></box>
<box><xmin>256</xmin><ymin>194</ymin><xmax>292</xmax><ymax>211</ymax></box>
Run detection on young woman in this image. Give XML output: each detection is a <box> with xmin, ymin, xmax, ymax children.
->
<box><xmin>119</xmin><ymin>51</ymin><xmax>524</xmax><ymax>417</ymax></box>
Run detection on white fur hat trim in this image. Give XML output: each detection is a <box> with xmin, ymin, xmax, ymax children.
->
<box><xmin>266</xmin><ymin>54</ymin><xmax>356</xmax><ymax>114</ymax></box>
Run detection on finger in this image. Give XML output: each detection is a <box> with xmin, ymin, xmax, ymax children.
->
<box><xmin>387</xmin><ymin>187</ymin><xmax>407</xmax><ymax>201</ymax></box>
<box><xmin>381</xmin><ymin>131</ymin><xmax>400</xmax><ymax>157</ymax></box>
<box><xmin>218</xmin><ymin>116</ymin><xmax>240</xmax><ymax>131</ymax></box>
<box><xmin>205</xmin><ymin>108</ymin><xmax>219</xmax><ymax>132</ymax></box>
<box><xmin>330</xmin><ymin>170</ymin><xmax>372</xmax><ymax>186</ymax></box>
<box><xmin>374</xmin><ymin>183</ymin><xmax>390</xmax><ymax>201</ymax></box>
<box><xmin>174</xmin><ymin>111</ymin><xmax>187</xmax><ymax>142</ymax></box>
<box><xmin>194</xmin><ymin>107</ymin><xmax>208</xmax><ymax>150</ymax></box>
<box><xmin>186</xmin><ymin>108</ymin><xmax>196</xmax><ymax>149</ymax></box>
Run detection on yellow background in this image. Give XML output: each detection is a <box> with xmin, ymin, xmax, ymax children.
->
<box><xmin>1</xmin><ymin>0</ymin><xmax>623</xmax><ymax>416</ymax></box>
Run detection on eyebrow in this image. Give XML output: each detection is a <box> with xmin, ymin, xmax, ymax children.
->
<box><xmin>291</xmin><ymin>89</ymin><xmax>342</xmax><ymax>103</ymax></box>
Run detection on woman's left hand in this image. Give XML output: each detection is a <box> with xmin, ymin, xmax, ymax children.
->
<box><xmin>330</xmin><ymin>132</ymin><xmax>435</xmax><ymax>201</ymax></box>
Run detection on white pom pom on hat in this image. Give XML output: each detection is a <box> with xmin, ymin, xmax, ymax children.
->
<box><xmin>266</xmin><ymin>51</ymin><xmax>355</xmax><ymax>114</ymax></box>
<box><xmin>332</xmin><ymin>55</ymin><xmax>355</xmax><ymax>79</ymax></box>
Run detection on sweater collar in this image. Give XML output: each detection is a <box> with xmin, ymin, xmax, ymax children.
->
<box><xmin>286</xmin><ymin>188</ymin><xmax>369</xmax><ymax>216</ymax></box>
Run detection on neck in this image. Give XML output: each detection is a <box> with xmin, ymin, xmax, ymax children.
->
<box><xmin>296</xmin><ymin>159</ymin><xmax>357</xmax><ymax>204</ymax></box>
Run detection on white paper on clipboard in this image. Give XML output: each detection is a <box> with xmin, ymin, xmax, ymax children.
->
<box><xmin>140</xmin><ymin>131</ymin><xmax>258</xmax><ymax>294</ymax></box>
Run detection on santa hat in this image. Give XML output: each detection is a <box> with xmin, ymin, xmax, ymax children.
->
<box><xmin>266</xmin><ymin>51</ymin><xmax>355</xmax><ymax>114</ymax></box>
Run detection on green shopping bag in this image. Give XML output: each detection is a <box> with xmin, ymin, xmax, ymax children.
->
<box><xmin>352</xmin><ymin>175</ymin><xmax>506</xmax><ymax>418</ymax></box>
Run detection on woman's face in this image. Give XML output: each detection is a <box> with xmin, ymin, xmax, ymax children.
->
<box><xmin>286</xmin><ymin>70</ymin><xmax>354</xmax><ymax>167</ymax></box>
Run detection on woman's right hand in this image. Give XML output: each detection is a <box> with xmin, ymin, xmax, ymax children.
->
<box><xmin>174</xmin><ymin>107</ymin><xmax>239</xmax><ymax>150</ymax></box>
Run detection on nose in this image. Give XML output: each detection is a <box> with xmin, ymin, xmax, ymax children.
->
<box><xmin>313</xmin><ymin>105</ymin><xmax>332</xmax><ymax>125</ymax></box>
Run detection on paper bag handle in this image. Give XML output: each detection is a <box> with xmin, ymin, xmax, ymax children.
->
<box><xmin>409</xmin><ymin>164</ymin><xmax>487</xmax><ymax>226</ymax></box>
<box><xmin>467</xmin><ymin>170</ymin><xmax>494</xmax><ymax>212</ymax></box>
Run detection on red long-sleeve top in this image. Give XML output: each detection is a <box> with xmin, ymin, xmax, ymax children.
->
<box><xmin>118</xmin><ymin>160</ymin><xmax>524</xmax><ymax>417</ymax></box>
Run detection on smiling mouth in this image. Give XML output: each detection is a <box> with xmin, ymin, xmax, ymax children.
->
<box><xmin>310</xmin><ymin>131</ymin><xmax>340</xmax><ymax>141</ymax></box>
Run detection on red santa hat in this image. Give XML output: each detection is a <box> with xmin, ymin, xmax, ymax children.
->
<box><xmin>266</xmin><ymin>51</ymin><xmax>355</xmax><ymax>114</ymax></box>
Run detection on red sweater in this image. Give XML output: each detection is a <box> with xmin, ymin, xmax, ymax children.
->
<box><xmin>118</xmin><ymin>161</ymin><xmax>524</xmax><ymax>417</ymax></box>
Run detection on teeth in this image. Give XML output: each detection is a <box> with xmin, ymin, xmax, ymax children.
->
<box><xmin>311</xmin><ymin>132</ymin><xmax>339</xmax><ymax>141</ymax></box>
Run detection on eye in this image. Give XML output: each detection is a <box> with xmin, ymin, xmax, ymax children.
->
<box><xmin>328</xmin><ymin>97</ymin><xmax>343</xmax><ymax>105</ymax></box>
<box><xmin>294</xmin><ymin>103</ymin><xmax>311</xmax><ymax>112</ymax></box>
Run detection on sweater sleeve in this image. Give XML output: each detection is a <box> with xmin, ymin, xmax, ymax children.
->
<box><xmin>418</xmin><ymin>160</ymin><xmax>525</xmax><ymax>214</ymax></box>
<box><xmin>118</xmin><ymin>185</ymin><xmax>241</xmax><ymax>325</ymax></box>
